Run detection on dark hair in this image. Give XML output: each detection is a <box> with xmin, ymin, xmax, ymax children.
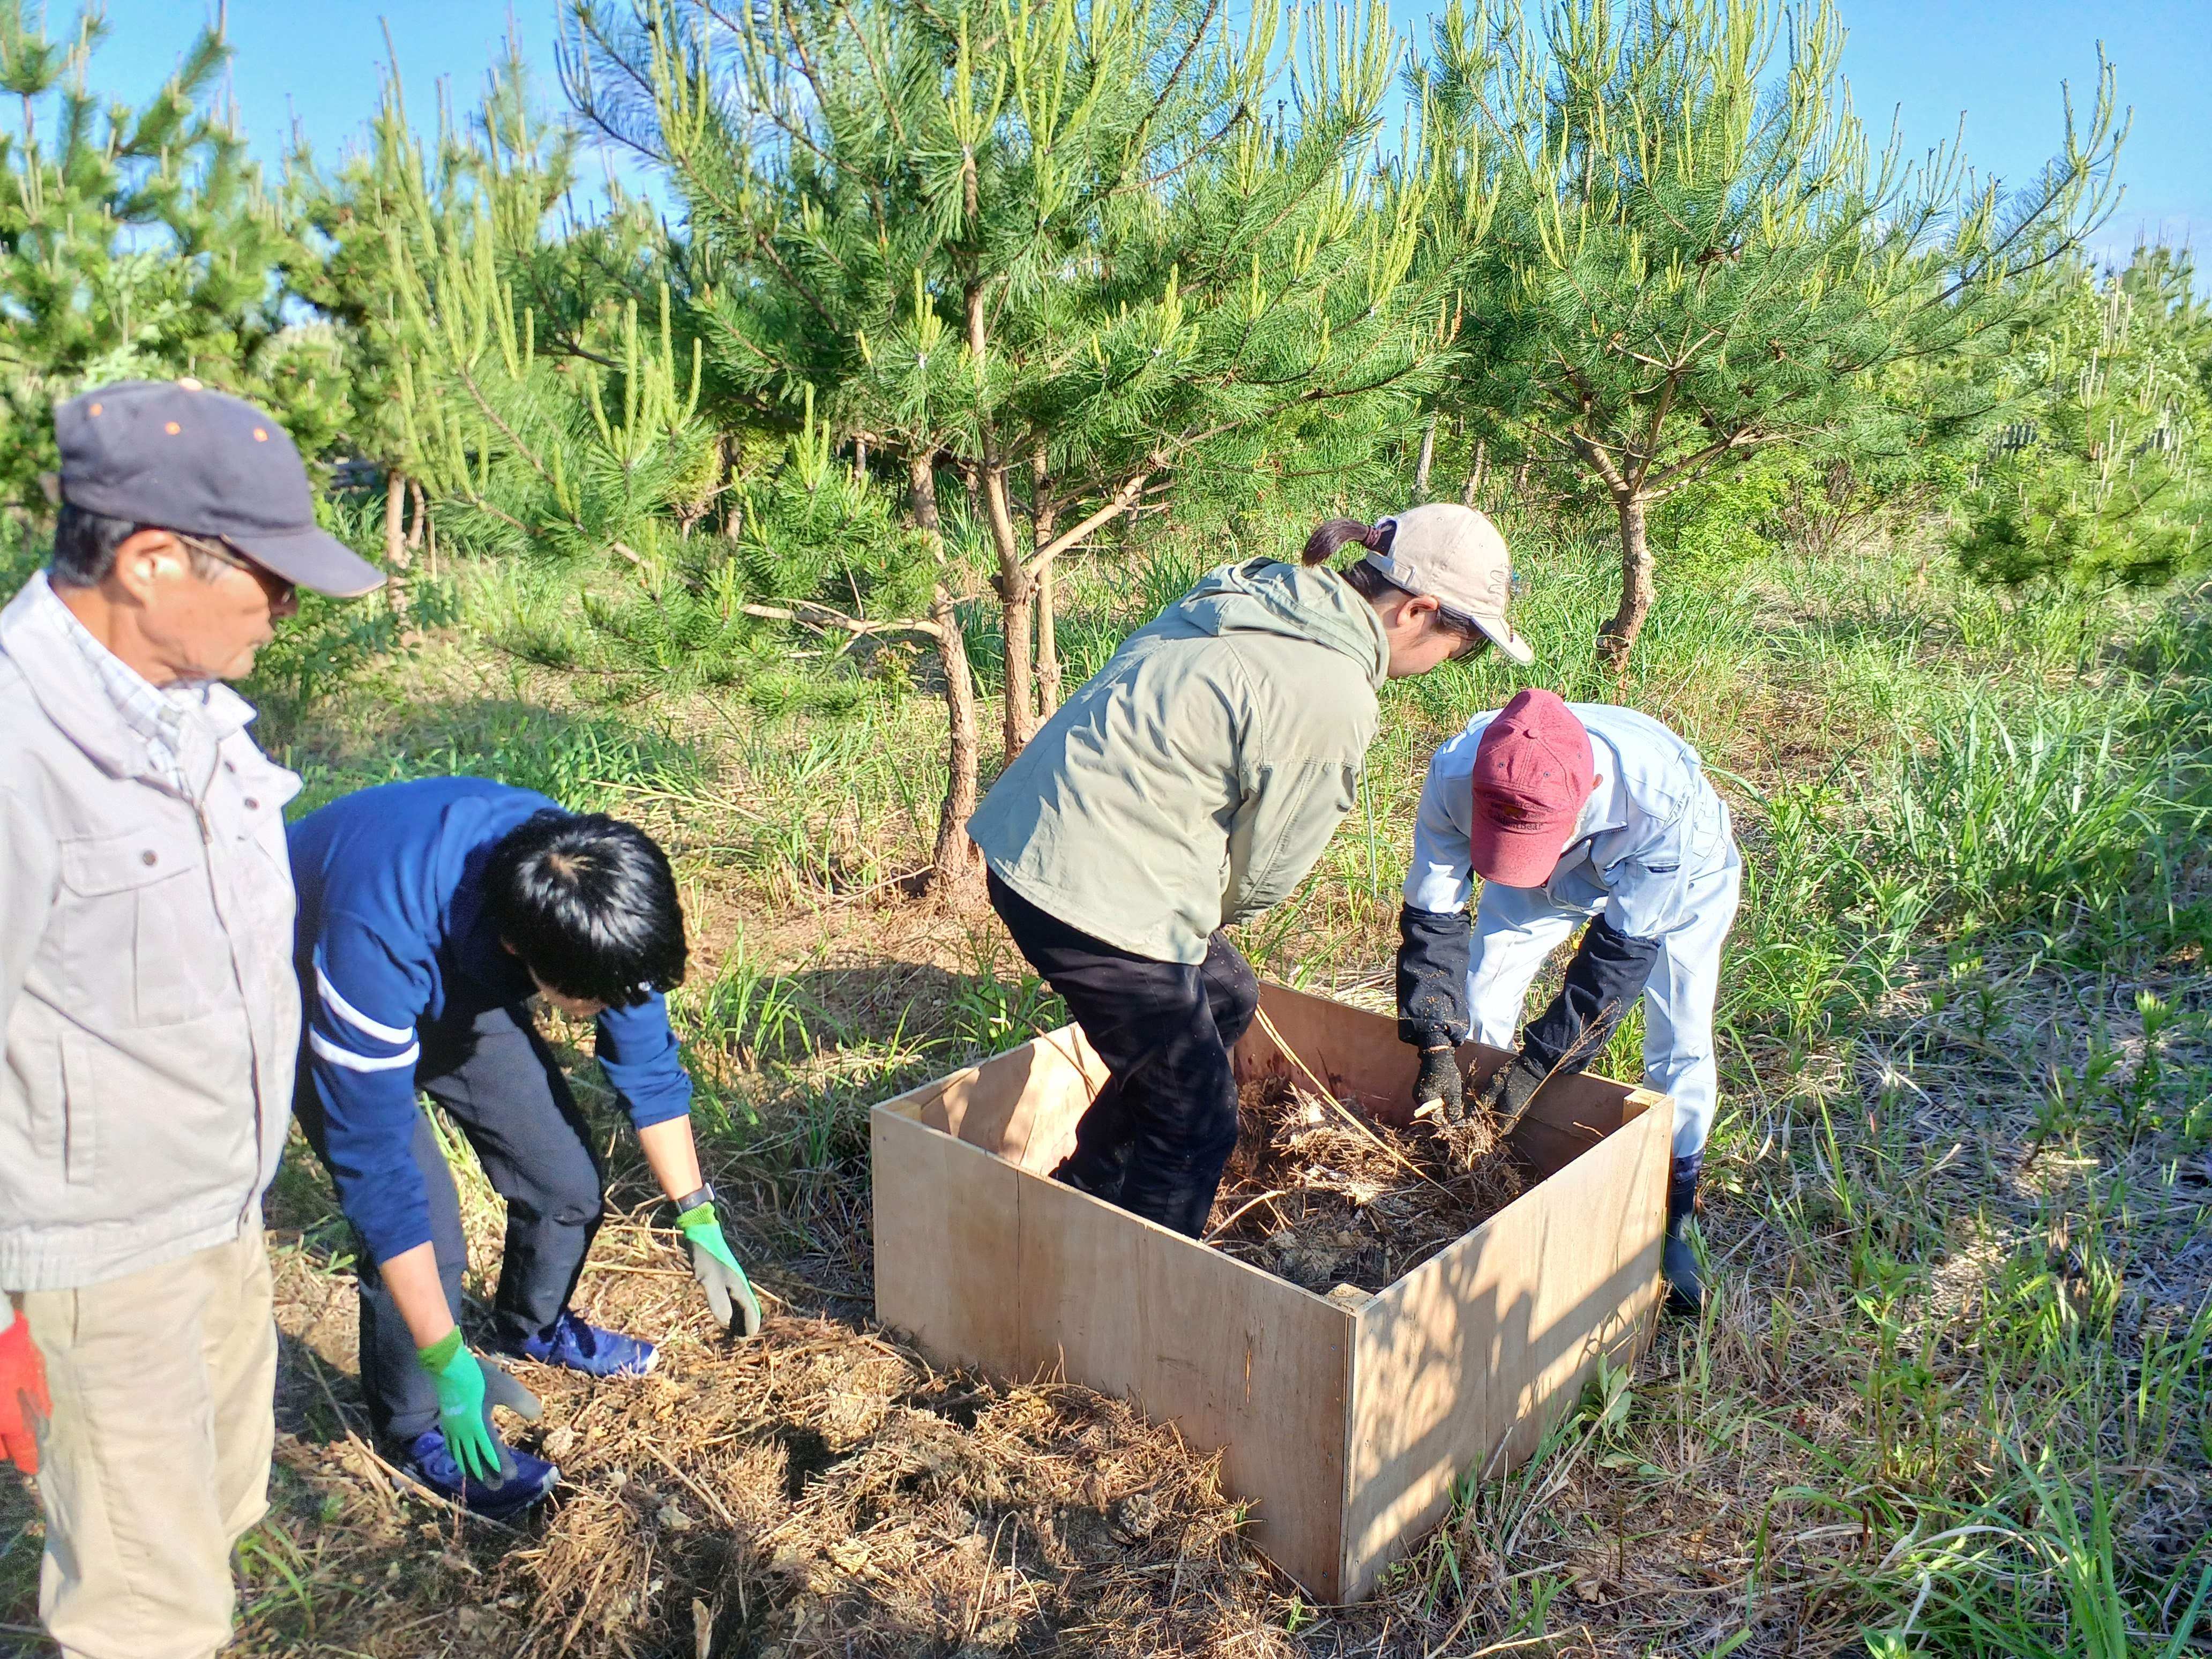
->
<box><xmin>483</xmin><ymin>811</ymin><xmax>689</xmax><ymax>1007</ymax></box>
<box><xmin>1315</xmin><ymin>515</ymin><xmax>1489</xmax><ymax>651</ymax></box>
<box><xmin>50</xmin><ymin>501</ymin><xmax>230</xmax><ymax>588</ymax></box>
<box><xmin>1301</xmin><ymin>517</ymin><xmax>1394</xmax><ymax>566</ymax></box>
<box><xmin>49</xmin><ymin>503</ymin><xmax>140</xmax><ymax>588</ymax></box>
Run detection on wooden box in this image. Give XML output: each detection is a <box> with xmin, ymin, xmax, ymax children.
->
<box><xmin>870</xmin><ymin>981</ymin><xmax>1673</xmax><ymax>1601</ymax></box>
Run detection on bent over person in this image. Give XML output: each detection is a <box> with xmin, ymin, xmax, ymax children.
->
<box><xmin>1396</xmin><ymin>689</ymin><xmax>1740</xmax><ymax>1313</ymax></box>
<box><xmin>288</xmin><ymin>777</ymin><xmax>760</xmax><ymax>1519</ymax></box>
<box><xmin>970</xmin><ymin>504</ymin><xmax>1533</xmax><ymax>1238</ymax></box>
<box><xmin>0</xmin><ymin>380</ymin><xmax>381</xmax><ymax>1658</ymax></box>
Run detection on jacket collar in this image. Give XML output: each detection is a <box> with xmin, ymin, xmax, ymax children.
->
<box><xmin>0</xmin><ymin>572</ymin><xmax>257</xmax><ymax>792</ymax></box>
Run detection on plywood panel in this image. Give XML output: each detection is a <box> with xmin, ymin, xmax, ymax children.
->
<box><xmin>874</xmin><ymin>981</ymin><xmax>1674</xmax><ymax>1607</ymax></box>
<box><xmin>870</xmin><ymin>1105</ymin><xmax>1028</xmax><ymax>1375</ymax></box>
<box><xmin>1513</xmin><ymin>1083</ymin><xmax>1666</xmax><ymax>1183</ymax></box>
<box><xmin>1341</xmin><ymin>1089</ymin><xmax>1671</xmax><ymax>1595</ymax></box>
<box><xmin>1233</xmin><ymin>981</ymin><xmax>1455</xmax><ymax>1126</ymax></box>
<box><xmin>1012</xmin><ymin>1171</ymin><xmax>1358</xmax><ymax>1599</ymax></box>
<box><xmin>878</xmin><ymin>1027</ymin><xmax>1105</xmax><ymax>1175</ymax></box>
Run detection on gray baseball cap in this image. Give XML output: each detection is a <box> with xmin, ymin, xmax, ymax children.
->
<box><xmin>55</xmin><ymin>379</ymin><xmax>384</xmax><ymax>597</ymax></box>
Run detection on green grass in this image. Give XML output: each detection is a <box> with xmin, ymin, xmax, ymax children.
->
<box><xmin>6</xmin><ymin>499</ymin><xmax>2208</xmax><ymax>1656</ymax></box>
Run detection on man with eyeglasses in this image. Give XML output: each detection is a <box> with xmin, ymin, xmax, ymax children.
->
<box><xmin>1396</xmin><ymin>687</ymin><xmax>1743</xmax><ymax>1316</ymax></box>
<box><xmin>0</xmin><ymin>379</ymin><xmax>382</xmax><ymax>1657</ymax></box>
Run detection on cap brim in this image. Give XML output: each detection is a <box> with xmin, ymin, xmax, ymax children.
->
<box><xmin>1468</xmin><ymin>814</ymin><xmax>1573</xmax><ymax>887</ymax></box>
<box><xmin>227</xmin><ymin>526</ymin><xmax>386</xmax><ymax>599</ymax></box>
<box><xmin>1471</xmin><ymin>612</ymin><xmax>1535</xmax><ymax>666</ymax></box>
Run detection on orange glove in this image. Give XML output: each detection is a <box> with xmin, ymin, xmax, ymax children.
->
<box><xmin>0</xmin><ymin>1311</ymin><xmax>50</xmax><ymax>1475</ymax></box>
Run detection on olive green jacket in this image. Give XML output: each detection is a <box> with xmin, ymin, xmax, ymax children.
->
<box><xmin>969</xmin><ymin>558</ymin><xmax>1389</xmax><ymax>965</ymax></box>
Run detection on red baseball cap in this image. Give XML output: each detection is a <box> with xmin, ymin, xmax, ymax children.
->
<box><xmin>1468</xmin><ymin>689</ymin><xmax>1595</xmax><ymax>886</ymax></box>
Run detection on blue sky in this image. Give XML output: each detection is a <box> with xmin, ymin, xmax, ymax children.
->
<box><xmin>69</xmin><ymin>1</ymin><xmax>2212</xmax><ymax>265</ymax></box>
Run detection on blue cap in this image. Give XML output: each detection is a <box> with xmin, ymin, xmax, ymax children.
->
<box><xmin>55</xmin><ymin>379</ymin><xmax>383</xmax><ymax>597</ymax></box>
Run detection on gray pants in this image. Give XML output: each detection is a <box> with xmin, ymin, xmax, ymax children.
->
<box><xmin>293</xmin><ymin>1004</ymin><xmax>604</xmax><ymax>1444</ymax></box>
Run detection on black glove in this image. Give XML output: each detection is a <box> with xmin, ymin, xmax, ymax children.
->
<box><xmin>1397</xmin><ymin>906</ymin><xmax>1471</xmax><ymax>1048</ymax></box>
<box><xmin>1473</xmin><ymin>1051</ymin><xmax>1551</xmax><ymax>1135</ymax></box>
<box><xmin>1412</xmin><ymin>1043</ymin><xmax>1464</xmax><ymax>1125</ymax></box>
<box><xmin>1521</xmin><ymin>913</ymin><xmax>1660</xmax><ymax>1078</ymax></box>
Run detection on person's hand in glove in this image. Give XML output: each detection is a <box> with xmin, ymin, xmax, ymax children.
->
<box><xmin>677</xmin><ymin>1203</ymin><xmax>763</xmax><ymax>1339</ymax></box>
<box><xmin>0</xmin><ymin>1307</ymin><xmax>49</xmax><ymax>1475</ymax></box>
<box><xmin>1411</xmin><ymin>1044</ymin><xmax>1465</xmax><ymax>1126</ymax></box>
<box><xmin>417</xmin><ymin>1329</ymin><xmax>542</xmax><ymax>1486</ymax></box>
<box><xmin>1473</xmin><ymin>1051</ymin><xmax>1552</xmax><ymax>1135</ymax></box>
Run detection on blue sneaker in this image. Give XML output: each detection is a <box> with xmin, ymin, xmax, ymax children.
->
<box><xmin>489</xmin><ymin>1309</ymin><xmax>657</xmax><ymax>1379</ymax></box>
<box><xmin>398</xmin><ymin>1428</ymin><xmax>559</xmax><ymax>1522</ymax></box>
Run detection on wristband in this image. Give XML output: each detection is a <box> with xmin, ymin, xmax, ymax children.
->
<box><xmin>674</xmin><ymin>1183</ymin><xmax>715</xmax><ymax>1216</ymax></box>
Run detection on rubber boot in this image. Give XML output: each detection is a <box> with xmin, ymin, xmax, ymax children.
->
<box><xmin>1663</xmin><ymin>1154</ymin><xmax>1705</xmax><ymax>1316</ymax></box>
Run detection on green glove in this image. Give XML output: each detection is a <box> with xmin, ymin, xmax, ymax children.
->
<box><xmin>417</xmin><ymin>1330</ymin><xmax>543</xmax><ymax>1485</ymax></box>
<box><xmin>677</xmin><ymin>1204</ymin><xmax>763</xmax><ymax>1339</ymax></box>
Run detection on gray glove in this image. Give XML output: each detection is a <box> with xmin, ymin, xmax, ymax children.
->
<box><xmin>420</xmin><ymin>1331</ymin><xmax>541</xmax><ymax>1488</ymax></box>
<box><xmin>677</xmin><ymin>1204</ymin><xmax>764</xmax><ymax>1339</ymax></box>
<box><xmin>474</xmin><ymin>1356</ymin><xmax>543</xmax><ymax>1488</ymax></box>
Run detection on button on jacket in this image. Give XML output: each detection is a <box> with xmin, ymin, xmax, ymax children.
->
<box><xmin>0</xmin><ymin>573</ymin><xmax>302</xmax><ymax>1292</ymax></box>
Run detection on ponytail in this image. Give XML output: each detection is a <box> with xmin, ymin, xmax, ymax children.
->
<box><xmin>1301</xmin><ymin>517</ymin><xmax>1394</xmax><ymax>566</ymax></box>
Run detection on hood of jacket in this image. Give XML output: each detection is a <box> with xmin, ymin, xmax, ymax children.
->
<box><xmin>1164</xmin><ymin>559</ymin><xmax>1389</xmax><ymax>687</ymax></box>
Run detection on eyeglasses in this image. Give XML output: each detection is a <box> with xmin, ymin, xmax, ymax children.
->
<box><xmin>164</xmin><ymin>529</ymin><xmax>294</xmax><ymax>597</ymax></box>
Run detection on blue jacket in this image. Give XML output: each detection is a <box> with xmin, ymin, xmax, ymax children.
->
<box><xmin>289</xmin><ymin>778</ymin><xmax>692</xmax><ymax>1265</ymax></box>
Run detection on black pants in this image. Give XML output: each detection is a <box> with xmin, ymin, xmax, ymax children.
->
<box><xmin>294</xmin><ymin>1004</ymin><xmax>606</xmax><ymax>1444</ymax></box>
<box><xmin>988</xmin><ymin>872</ymin><xmax>1259</xmax><ymax>1238</ymax></box>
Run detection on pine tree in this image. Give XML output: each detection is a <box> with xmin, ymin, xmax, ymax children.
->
<box><xmin>1415</xmin><ymin>0</ymin><xmax>2123</xmax><ymax>667</ymax></box>
<box><xmin>564</xmin><ymin>0</ymin><xmax>1456</xmax><ymax>888</ymax></box>
<box><xmin>285</xmin><ymin>39</ymin><xmax>596</xmax><ymax>611</ymax></box>
<box><xmin>1953</xmin><ymin>245</ymin><xmax>2210</xmax><ymax>590</ymax></box>
<box><xmin>0</xmin><ymin>2</ymin><xmax>342</xmax><ymax>513</ymax></box>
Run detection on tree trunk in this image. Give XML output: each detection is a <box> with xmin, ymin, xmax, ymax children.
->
<box><xmin>1035</xmin><ymin>559</ymin><xmax>1060</xmax><ymax>722</ymax></box>
<box><xmin>929</xmin><ymin>579</ymin><xmax>984</xmax><ymax>897</ymax></box>
<box><xmin>382</xmin><ymin>468</ymin><xmax>411</xmax><ymax>625</ymax></box>
<box><xmin>910</xmin><ymin>456</ymin><xmax>984</xmax><ymax>898</ymax></box>
<box><xmin>1596</xmin><ymin>494</ymin><xmax>1655</xmax><ymax>671</ymax></box>
<box><xmin>1461</xmin><ymin>438</ymin><xmax>1487</xmax><ymax>508</ymax></box>
<box><xmin>1413</xmin><ymin>414</ymin><xmax>1437</xmax><ymax>502</ymax></box>
<box><xmin>406</xmin><ymin>479</ymin><xmax>427</xmax><ymax>551</ymax></box>
<box><xmin>720</xmin><ymin>434</ymin><xmax>743</xmax><ymax>536</ymax></box>
<box><xmin>982</xmin><ymin>464</ymin><xmax>1035</xmax><ymax>760</ymax></box>
<box><xmin>853</xmin><ymin>436</ymin><xmax>868</xmax><ymax>484</ymax></box>
<box><xmin>1511</xmin><ymin>454</ymin><xmax>1531</xmax><ymax>504</ymax></box>
<box><xmin>1030</xmin><ymin>449</ymin><xmax>1061</xmax><ymax>722</ymax></box>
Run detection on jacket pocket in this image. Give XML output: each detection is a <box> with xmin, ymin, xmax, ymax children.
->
<box><xmin>50</xmin><ymin>1010</ymin><xmax>253</xmax><ymax>1222</ymax></box>
<box><xmin>56</xmin><ymin>1032</ymin><xmax>99</xmax><ymax>1186</ymax></box>
<box><xmin>59</xmin><ymin>821</ymin><xmax>220</xmax><ymax>1027</ymax></box>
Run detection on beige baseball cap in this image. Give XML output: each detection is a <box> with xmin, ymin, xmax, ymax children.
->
<box><xmin>1361</xmin><ymin>503</ymin><xmax>1533</xmax><ymax>664</ymax></box>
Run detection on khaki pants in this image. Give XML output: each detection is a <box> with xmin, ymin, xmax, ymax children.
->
<box><xmin>24</xmin><ymin>1231</ymin><xmax>277</xmax><ymax>1659</ymax></box>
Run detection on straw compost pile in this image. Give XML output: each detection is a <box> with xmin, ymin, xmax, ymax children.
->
<box><xmin>504</xmin><ymin>1318</ymin><xmax>1289</xmax><ymax>1658</ymax></box>
<box><xmin>1206</xmin><ymin>1074</ymin><xmax>1525</xmax><ymax>1295</ymax></box>
<box><xmin>261</xmin><ymin>1248</ymin><xmax>1299</xmax><ymax>1659</ymax></box>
